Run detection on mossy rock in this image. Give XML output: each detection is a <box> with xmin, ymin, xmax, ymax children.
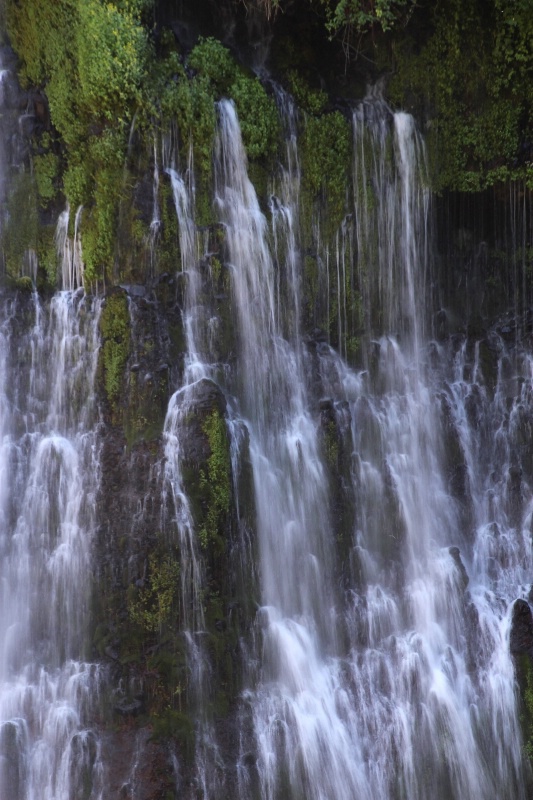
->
<box><xmin>98</xmin><ymin>288</ymin><xmax>131</xmax><ymax>422</ymax></box>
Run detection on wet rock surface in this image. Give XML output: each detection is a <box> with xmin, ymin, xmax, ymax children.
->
<box><xmin>510</xmin><ymin>599</ymin><xmax>533</xmax><ymax>658</ymax></box>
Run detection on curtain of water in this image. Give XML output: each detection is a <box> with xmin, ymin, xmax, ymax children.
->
<box><xmin>209</xmin><ymin>96</ymin><xmax>531</xmax><ymax>799</ymax></box>
<box><xmin>0</xmin><ymin>291</ymin><xmax>104</xmax><ymax>800</ymax></box>
<box><xmin>1</xmin><ymin>74</ymin><xmax>529</xmax><ymax>800</ymax></box>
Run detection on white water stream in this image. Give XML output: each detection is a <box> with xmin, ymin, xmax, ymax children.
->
<box><xmin>0</xmin><ymin>291</ymin><xmax>103</xmax><ymax>800</ymax></box>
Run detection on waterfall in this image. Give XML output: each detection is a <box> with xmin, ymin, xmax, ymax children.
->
<box><xmin>0</xmin><ymin>290</ymin><xmax>104</xmax><ymax>800</ymax></box>
<box><xmin>215</xmin><ymin>99</ymin><xmax>368</xmax><ymax>799</ymax></box>
<box><xmin>0</xmin><ymin>36</ymin><xmax>531</xmax><ymax>795</ymax></box>
<box><xmin>209</xmin><ymin>97</ymin><xmax>530</xmax><ymax>799</ymax></box>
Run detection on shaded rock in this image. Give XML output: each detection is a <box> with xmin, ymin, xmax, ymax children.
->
<box><xmin>0</xmin><ymin>720</ymin><xmax>25</xmax><ymax>800</ymax></box>
<box><xmin>449</xmin><ymin>546</ymin><xmax>469</xmax><ymax>590</ymax></box>
<box><xmin>510</xmin><ymin>599</ymin><xmax>533</xmax><ymax>657</ymax></box>
<box><xmin>114</xmin><ymin>698</ymin><xmax>144</xmax><ymax>717</ymax></box>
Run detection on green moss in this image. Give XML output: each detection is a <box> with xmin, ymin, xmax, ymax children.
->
<box><xmin>33</xmin><ymin>152</ymin><xmax>60</xmax><ymax>206</ymax></box>
<box><xmin>13</xmin><ymin>275</ymin><xmax>34</xmax><ymax>292</ymax></box>
<box><xmin>209</xmin><ymin>255</ymin><xmax>222</xmax><ymax>285</ymax></box>
<box><xmin>287</xmin><ymin>70</ymin><xmax>328</xmax><ymax>115</ymax></box>
<box><xmin>188</xmin><ymin>36</ymin><xmax>237</xmax><ymax>95</ymax></box>
<box><xmin>2</xmin><ymin>172</ymin><xmax>39</xmax><ymax>278</ymax></box>
<box><xmin>176</xmin><ymin>37</ymin><xmax>281</xmax><ymax>216</ymax></box>
<box><xmin>123</xmin><ymin>365</ymin><xmax>169</xmax><ymax>449</ymax></box>
<box><xmin>76</xmin><ymin>0</ymin><xmax>149</xmax><ymax>123</ymax></box>
<box><xmin>323</xmin><ymin>418</ymin><xmax>339</xmax><ymax>468</ymax></box>
<box><xmin>82</xmin><ymin>163</ymin><xmax>124</xmax><ymax>283</ymax></box>
<box><xmin>198</xmin><ymin>409</ymin><xmax>231</xmax><ymax>552</ymax></box>
<box><xmin>517</xmin><ymin>654</ymin><xmax>533</xmax><ymax>764</ymax></box>
<box><xmin>322</xmin><ymin>0</ymin><xmax>415</xmax><ymax>36</ymax></box>
<box><xmin>7</xmin><ymin>0</ymin><xmax>152</xmax><ymax>283</ymax></box>
<box><xmin>301</xmin><ymin>110</ymin><xmax>352</xmax><ymax>235</ymax></box>
<box><xmin>99</xmin><ymin>291</ymin><xmax>131</xmax><ymax>412</ymax></box>
<box><xmin>231</xmin><ymin>73</ymin><xmax>281</xmax><ymax>161</ymax></box>
<box><xmin>387</xmin><ymin>0</ymin><xmax>533</xmax><ymax>192</ymax></box>
<box><xmin>150</xmin><ymin>708</ymin><xmax>194</xmax><ymax>754</ymax></box>
<box><xmin>128</xmin><ymin>551</ymin><xmax>180</xmax><ymax>633</ymax></box>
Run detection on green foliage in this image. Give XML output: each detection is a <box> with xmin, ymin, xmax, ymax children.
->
<box><xmin>33</xmin><ymin>152</ymin><xmax>59</xmax><ymax>205</ymax></box>
<box><xmin>321</xmin><ymin>0</ymin><xmax>415</xmax><ymax>35</ymax></box>
<box><xmin>231</xmin><ymin>73</ymin><xmax>281</xmax><ymax>161</ymax></box>
<box><xmin>301</xmin><ymin>110</ymin><xmax>351</xmax><ymax>230</ymax></box>
<box><xmin>7</xmin><ymin>6</ymin><xmax>283</xmax><ymax>273</ymax></box>
<box><xmin>388</xmin><ymin>0</ymin><xmax>533</xmax><ymax>191</ymax></box>
<box><xmin>190</xmin><ymin>77</ymin><xmax>217</xmax><ymax>173</ymax></box>
<box><xmin>287</xmin><ymin>70</ymin><xmax>327</xmax><ymax>115</ymax></box>
<box><xmin>13</xmin><ymin>275</ymin><xmax>34</xmax><ymax>292</ymax></box>
<box><xmin>83</xmin><ymin>163</ymin><xmax>124</xmax><ymax>283</ymax></box>
<box><xmin>150</xmin><ymin>37</ymin><xmax>281</xmax><ymax>220</ymax></box>
<box><xmin>186</xmin><ymin>37</ymin><xmax>280</xmax><ymax>180</ymax></box>
<box><xmin>7</xmin><ymin>0</ymin><xmax>153</xmax><ymax>283</ymax></box>
<box><xmin>257</xmin><ymin>0</ymin><xmax>414</xmax><ymax>34</ymax></box>
<box><xmin>158</xmin><ymin>59</ymin><xmax>193</xmax><ymax>130</ymax></box>
<box><xmin>77</xmin><ymin>0</ymin><xmax>149</xmax><ymax>123</ymax></box>
<box><xmin>188</xmin><ymin>36</ymin><xmax>237</xmax><ymax>95</ymax></box>
<box><xmin>63</xmin><ymin>161</ymin><xmax>91</xmax><ymax>212</ymax></box>
<box><xmin>129</xmin><ymin>551</ymin><xmax>180</xmax><ymax>633</ymax></box>
<box><xmin>198</xmin><ymin>409</ymin><xmax>231</xmax><ymax>551</ymax></box>
<box><xmin>37</xmin><ymin>225</ymin><xmax>58</xmax><ymax>287</ymax></box>
<box><xmin>2</xmin><ymin>173</ymin><xmax>39</xmax><ymax>278</ymax></box>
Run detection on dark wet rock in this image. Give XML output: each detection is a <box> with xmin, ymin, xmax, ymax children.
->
<box><xmin>18</xmin><ymin>113</ymin><xmax>36</xmax><ymax>138</ymax></box>
<box><xmin>465</xmin><ymin>384</ymin><xmax>482</xmax><ymax>429</ymax></box>
<box><xmin>508</xmin><ymin>464</ymin><xmax>522</xmax><ymax>486</ymax></box>
<box><xmin>120</xmin><ymin>284</ymin><xmax>148</xmax><ymax>298</ymax></box>
<box><xmin>0</xmin><ymin>720</ymin><xmax>25</xmax><ymax>800</ymax></box>
<box><xmin>449</xmin><ymin>546</ymin><xmax>469</xmax><ymax>590</ymax></box>
<box><xmin>104</xmin><ymin>645</ymin><xmax>120</xmax><ymax>662</ymax></box>
<box><xmin>313</xmin><ymin>327</ymin><xmax>328</xmax><ymax>342</ymax></box>
<box><xmin>98</xmin><ymin>727</ymin><xmax>177</xmax><ymax>800</ymax></box>
<box><xmin>175</xmin><ymin>378</ymin><xmax>227</xmax><ymax>466</ymax></box>
<box><xmin>114</xmin><ymin>698</ymin><xmax>144</xmax><ymax>717</ymax></box>
<box><xmin>510</xmin><ymin>599</ymin><xmax>533</xmax><ymax>657</ymax></box>
<box><xmin>435</xmin><ymin>308</ymin><xmax>448</xmax><ymax>341</ymax></box>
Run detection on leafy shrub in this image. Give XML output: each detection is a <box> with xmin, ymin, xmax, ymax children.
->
<box><xmin>231</xmin><ymin>73</ymin><xmax>281</xmax><ymax>160</ymax></box>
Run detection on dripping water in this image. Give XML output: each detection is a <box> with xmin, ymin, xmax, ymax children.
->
<box><xmin>55</xmin><ymin>206</ymin><xmax>85</xmax><ymax>291</ymax></box>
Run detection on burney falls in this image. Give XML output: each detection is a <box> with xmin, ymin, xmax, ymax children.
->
<box><xmin>0</xmin><ymin>0</ymin><xmax>532</xmax><ymax>798</ymax></box>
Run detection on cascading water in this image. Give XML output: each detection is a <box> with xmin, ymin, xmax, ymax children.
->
<box><xmin>214</xmin><ymin>100</ymin><xmax>370</xmax><ymax>800</ymax></box>
<box><xmin>0</xmin><ymin>30</ymin><xmax>531</xmax><ymax>797</ymax></box>
<box><xmin>0</xmin><ymin>290</ymin><xmax>104</xmax><ymax>800</ymax></box>
<box><xmin>206</xmin><ymin>96</ymin><xmax>531</xmax><ymax>799</ymax></box>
